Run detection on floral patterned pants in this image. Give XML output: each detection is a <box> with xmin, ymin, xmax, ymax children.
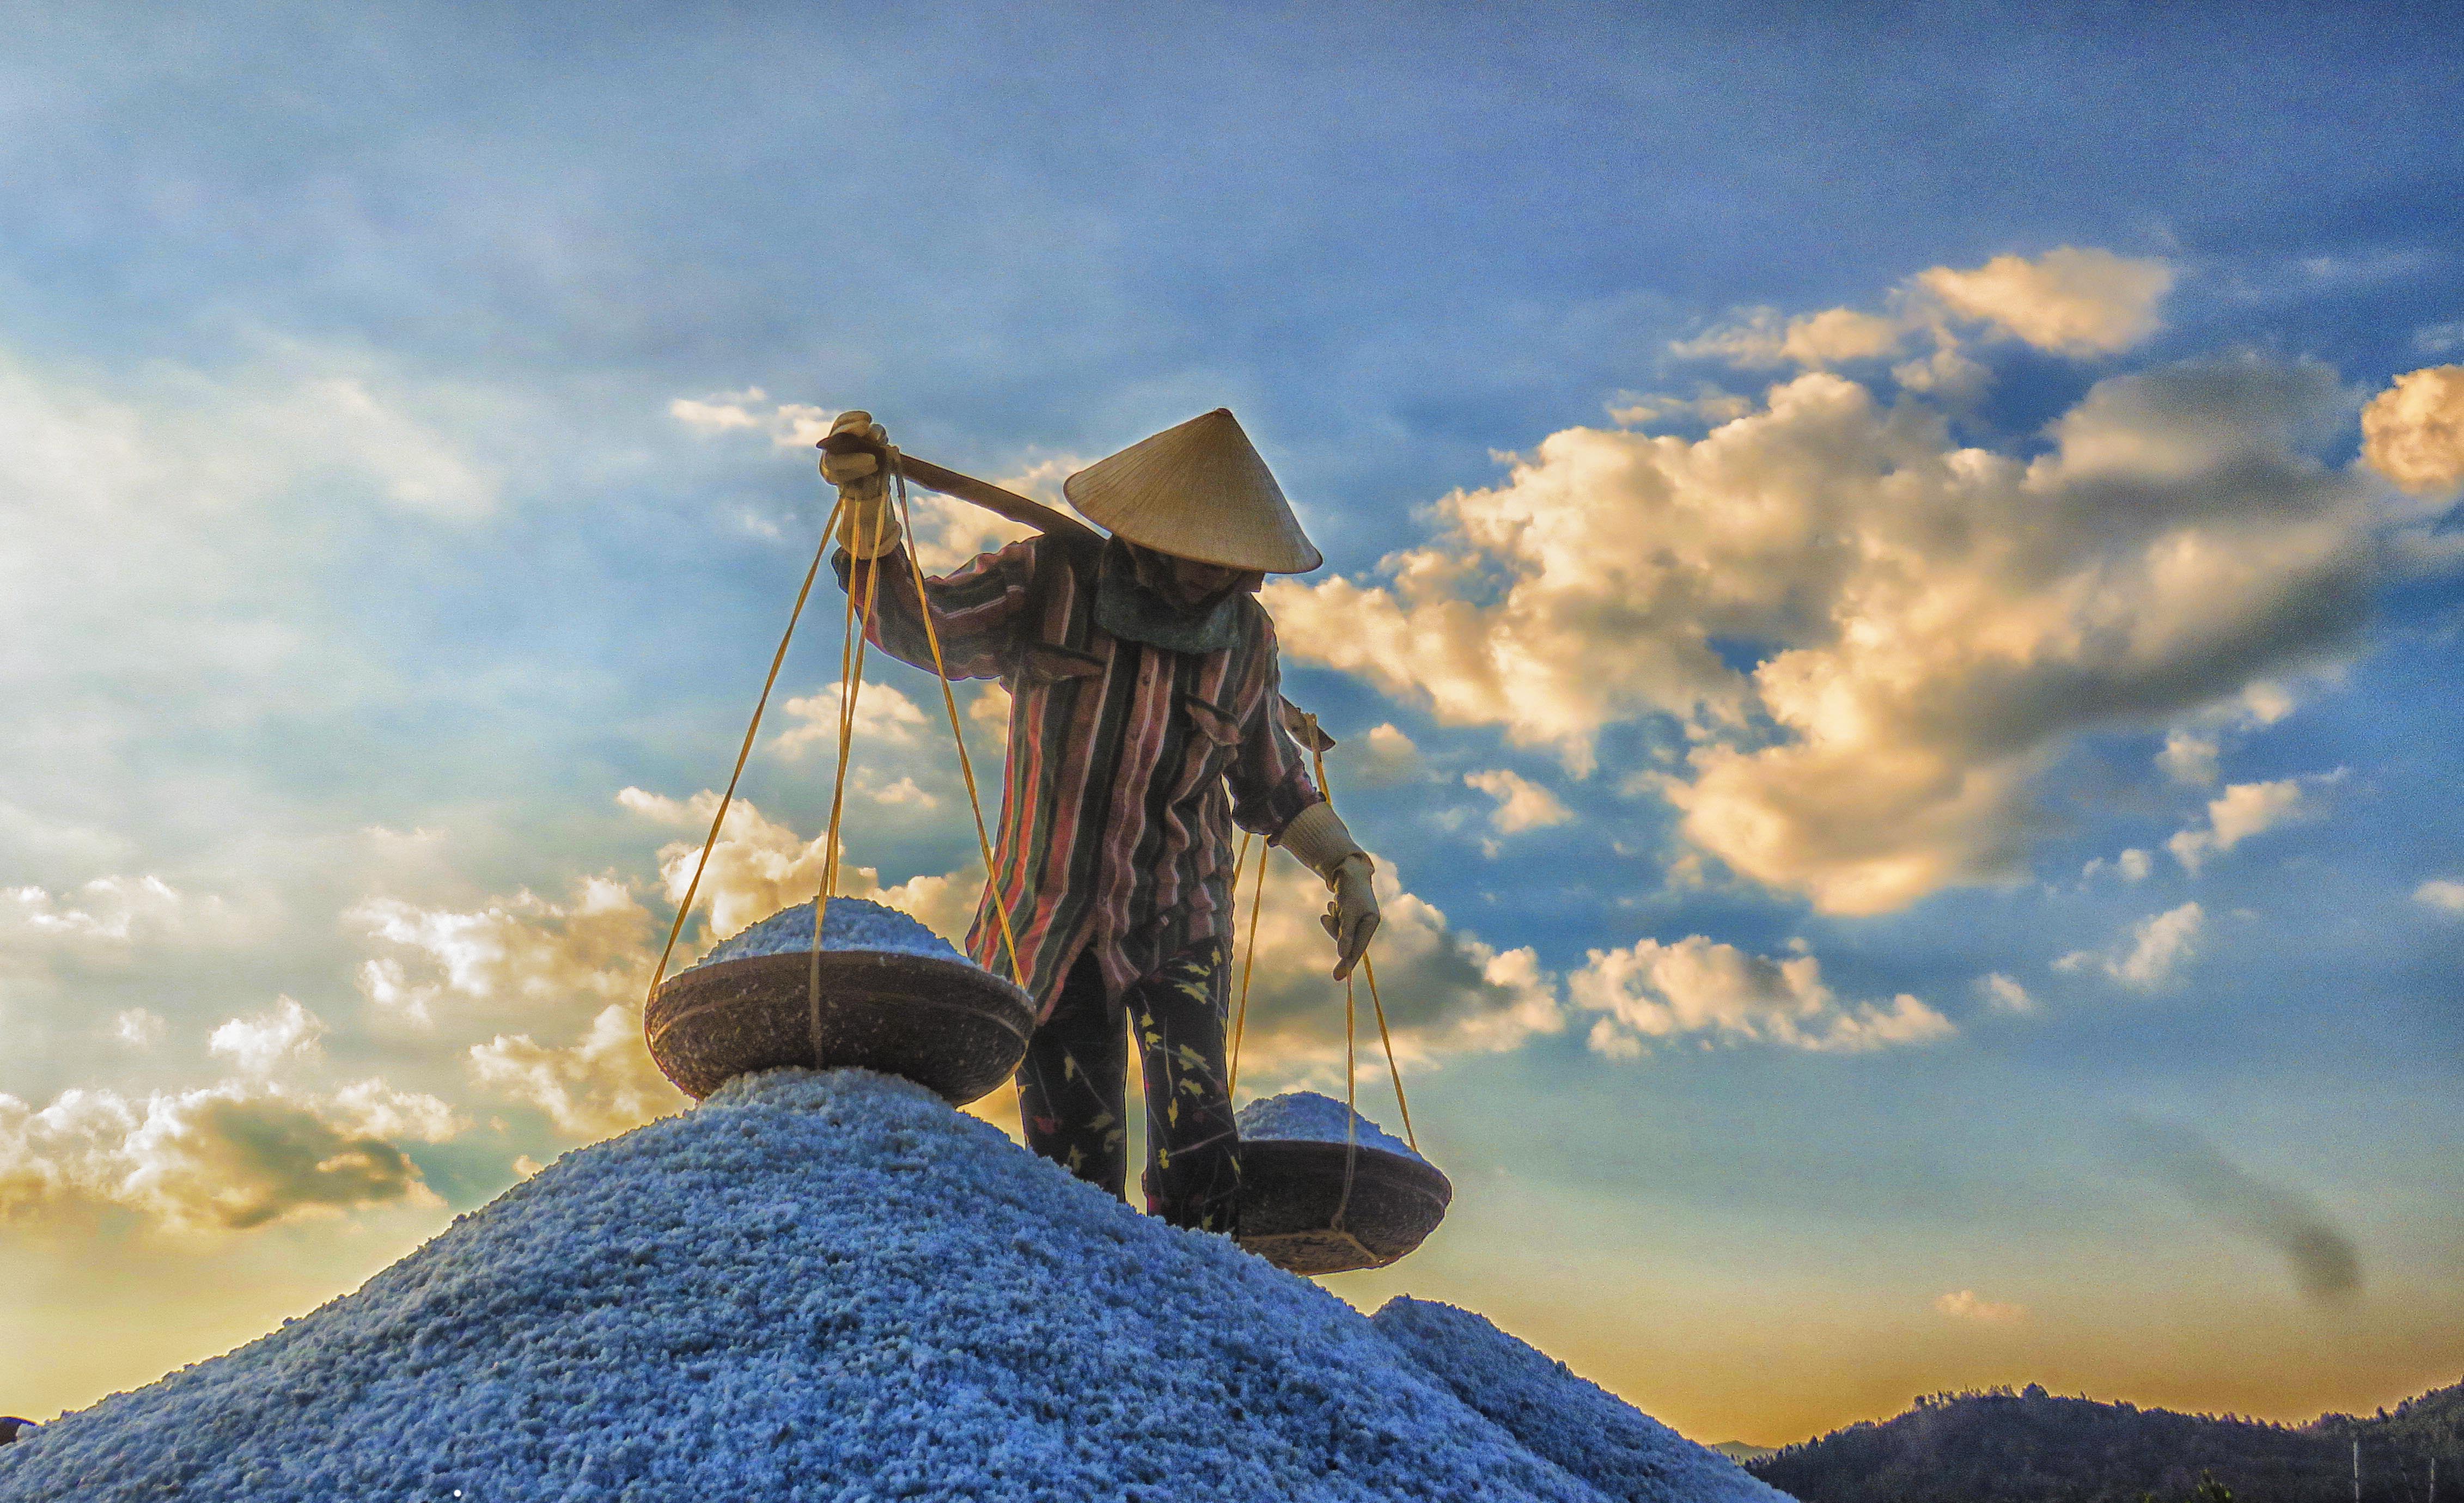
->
<box><xmin>1016</xmin><ymin>942</ymin><xmax>1242</xmax><ymax>1235</ymax></box>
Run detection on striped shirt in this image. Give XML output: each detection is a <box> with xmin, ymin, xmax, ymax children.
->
<box><xmin>842</xmin><ymin>533</ymin><xmax>1324</xmax><ymax>1019</ymax></box>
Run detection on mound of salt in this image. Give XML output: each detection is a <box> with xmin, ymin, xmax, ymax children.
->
<box><xmin>692</xmin><ymin>895</ymin><xmax>962</xmax><ymax>969</ymax></box>
<box><xmin>1238</xmin><ymin>1090</ymin><xmax>1426</xmax><ymax>1164</ymax></box>
<box><xmin>1371</xmin><ymin>1297</ymin><xmax>1789</xmax><ymax>1503</ymax></box>
<box><xmin>0</xmin><ymin>1068</ymin><xmax>1779</xmax><ymax>1503</ymax></box>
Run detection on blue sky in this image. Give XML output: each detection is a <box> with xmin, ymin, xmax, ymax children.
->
<box><xmin>3</xmin><ymin>2</ymin><xmax>2461</xmax><ymax>1444</ymax></box>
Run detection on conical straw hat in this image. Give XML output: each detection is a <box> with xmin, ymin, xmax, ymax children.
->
<box><xmin>1063</xmin><ymin>409</ymin><xmax>1322</xmax><ymax>573</ymax></box>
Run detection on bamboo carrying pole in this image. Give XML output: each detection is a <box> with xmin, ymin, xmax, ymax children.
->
<box><xmin>818</xmin><ymin>430</ymin><xmax>1102</xmax><ymax>547</ymax></box>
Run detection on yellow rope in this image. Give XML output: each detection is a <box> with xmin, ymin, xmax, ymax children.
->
<box><xmin>643</xmin><ymin>491</ymin><xmax>846</xmax><ymax>1012</ymax></box>
<box><xmin>1309</xmin><ymin>735</ymin><xmax>1418</xmax><ymax>1154</ymax></box>
<box><xmin>1359</xmin><ymin>954</ymin><xmax>1417</xmax><ymax>1153</ymax></box>
<box><xmin>810</xmin><ymin>490</ymin><xmax>892</xmax><ymax>1011</ymax></box>
<box><xmin>1332</xmin><ymin>967</ymin><xmax>1360</xmax><ymax>1231</ymax></box>
<box><xmin>892</xmin><ymin>458</ymin><xmax>1026</xmax><ymax>988</ymax></box>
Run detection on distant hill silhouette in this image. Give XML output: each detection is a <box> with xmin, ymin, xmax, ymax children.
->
<box><xmin>1751</xmin><ymin>1380</ymin><xmax>2463</xmax><ymax>1503</ymax></box>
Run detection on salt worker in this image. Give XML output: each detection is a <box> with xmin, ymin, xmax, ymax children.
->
<box><xmin>821</xmin><ymin>408</ymin><xmax>1378</xmax><ymax>1237</ymax></box>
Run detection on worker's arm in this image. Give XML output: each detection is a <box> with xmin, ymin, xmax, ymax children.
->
<box><xmin>1226</xmin><ymin>621</ymin><xmax>1326</xmax><ymax>841</ymax></box>
<box><xmin>1228</xmin><ymin>625</ymin><xmax>1381</xmax><ymax>979</ymax></box>
<box><xmin>834</xmin><ymin>536</ymin><xmax>1036</xmax><ymax>682</ymax></box>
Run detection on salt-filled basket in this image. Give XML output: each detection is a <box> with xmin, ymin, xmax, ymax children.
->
<box><xmin>1233</xmin><ymin>1091</ymin><xmax>1453</xmax><ymax>1275</ymax></box>
<box><xmin>646</xmin><ymin>898</ymin><xmax>1034</xmax><ymax>1104</ymax></box>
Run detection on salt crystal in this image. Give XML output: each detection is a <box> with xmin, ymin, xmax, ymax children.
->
<box><xmin>690</xmin><ymin>896</ymin><xmax>963</xmax><ymax>969</ymax></box>
<box><xmin>1238</xmin><ymin>1090</ymin><xmax>1426</xmax><ymax>1164</ymax></box>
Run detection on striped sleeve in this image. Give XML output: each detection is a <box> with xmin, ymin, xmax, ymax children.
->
<box><xmin>837</xmin><ymin>537</ymin><xmax>1038</xmax><ymax>681</ymax></box>
<box><xmin>1227</xmin><ymin>613</ymin><xmax>1324</xmax><ymax>840</ymax></box>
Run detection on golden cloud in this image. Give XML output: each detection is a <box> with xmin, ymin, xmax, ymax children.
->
<box><xmin>1271</xmin><ymin>351</ymin><xmax>2382</xmax><ymax>914</ymax></box>
<box><xmin>0</xmin><ymin>1078</ymin><xmax>459</xmax><ymax>1232</ymax></box>
<box><xmin>2362</xmin><ymin>364</ymin><xmax>2464</xmax><ymax>494</ymax></box>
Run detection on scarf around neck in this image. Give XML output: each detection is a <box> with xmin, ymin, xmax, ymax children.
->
<box><xmin>1093</xmin><ymin>537</ymin><xmax>1249</xmax><ymax>655</ymax></box>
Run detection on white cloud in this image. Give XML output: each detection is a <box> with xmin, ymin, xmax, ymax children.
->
<box><xmin>2155</xmin><ymin>683</ymin><xmax>2297</xmax><ymax>787</ymax></box>
<box><xmin>2362</xmin><ymin>364</ymin><xmax>2464</xmax><ymax>496</ymax></box>
<box><xmin>668</xmin><ymin>388</ymin><xmax>772</xmax><ymax>433</ymax></box>
<box><xmin>1914</xmin><ymin>247</ymin><xmax>2173</xmax><ymax>355</ymax></box>
<box><xmin>668</xmin><ymin>388</ymin><xmax>833</xmax><ymax>448</ymax></box>
<box><xmin>1780</xmin><ymin>307</ymin><xmax>1906</xmax><ymax>366</ymax></box>
<box><xmin>1463</xmin><ymin>768</ymin><xmax>1571</xmax><ymax>835</ymax></box>
<box><xmin>869</xmin><ymin>775</ymin><xmax>940</xmax><ymax>809</ymax></box>
<box><xmin>2083</xmin><ymin>848</ymin><xmax>2152</xmax><ymax>884</ymax></box>
<box><xmin>1607</xmin><ymin>390</ymin><xmax>1755</xmax><ymax>429</ymax></box>
<box><xmin>1668</xmin><ymin>308</ymin><xmax>1792</xmax><ymax>368</ymax></box>
<box><xmin>2057</xmin><ymin>901</ymin><xmax>2205</xmax><ymax>990</ymax></box>
<box><xmin>969</xmin><ymin>682</ymin><xmax>1013</xmax><ymax>732</ymax></box>
<box><xmin>1</xmin><ymin>876</ymin><xmax>216</xmax><ymax>957</ymax></box>
<box><xmin>469</xmin><ymin>1004</ymin><xmax>682</xmax><ymax>1140</ymax></box>
<box><xmin>349</xmin><ymin>868</ymin><xmax>690</xmax><ymax>1139</ymax></box>
<box><xmin>1334</xmin><ymin>724</ymin><xmax>1425</xmax><ymax>790</ymax></box>
<box><xmin>206</xmin><ymin>996</ymin><xmax>327</xmax><ymax>1077</ymax></box>
<box><xmin>1890</xmin><ymin>343</ymin><xmax>1991</xmax><ymax>403</ymax></box>
<box><xmin>1672</xmin><ymin>248</ymin><xmax>2171</xmax><ymax>378</ymax></box>
<box><xmin>1586</xmin><ymin>1018</ymin><xmax>1645</xmax><ymax>1059</ymax></box>
<box><xmin>1979</xmin><ymin>973</ymin><xmax>2035</xmax><ymax>1015</ymax></box>
<box><xmin>1671</xmin><ymin>307</ymin><xmax>1904</xmax><ymax>369</ymax></box>
<box><xmin>1571</xmin><ymin>936</ymin><xmax>1955</xmax><ymax>1055</ymax></box>
<box><xmin>616</xmin><ymin>787</ymin><xmax>983</xmax><ymax>946</ymax></box>
<box><xmin>1935</xmin><ymin>1289</ymin><xmax>2027</xmax><ymax>1323</ymax></box>
<box><xmin>2167</xmin><ymin>775</ymin><xmax>2327</xmax><ymax>873</ymax></box>
<box><xmin>0</xmin><ymin>1079</ymin><xmax>456</xmax><ymax>1232</ymax></box>
<box><xmin>773</xmin><ymin>680</ymin><xmax>931</xmax><ymax>756</ymax></box>
<box><xmin>109</xmin><ymin>1008</ymin><xmax>167</xmax><ymax>1048</ymax></box>
<box><xmin>351</xmin><ymin>875</ymin><xmax>651</xmax><ymax>1027</ymax></box>
<box><xmin>1270</xmin><ymin>345</ymin><xmax>2382</xmax><ymax>914</ymax></box>
<box><xmin>328</xmin><ymin>1079</ymin><xmax>463</xmax><ymax>1143</ymax></box>
<box><xmin>2412</xmin><ymin>879</ymin><xmax>2464</xmax><ymax>915</ymax></box>
<box><xmin>2158</xmin><ymin>731</ymin><xmax>2221</xmax><ymax>786</ymax></box>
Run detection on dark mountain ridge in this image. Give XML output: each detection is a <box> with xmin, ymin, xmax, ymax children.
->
<box><xmin>1752</xmin><ymin>1378</ymin><xmax>2462</xmax><ymax>1503</ymax></box>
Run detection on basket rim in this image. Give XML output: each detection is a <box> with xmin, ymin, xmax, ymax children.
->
<box><xmin>1238</xmin><ymin>1135</ymin><xmax>1453</xmax><ymax>1207</ymax></box>
<box><xmin>654</xmin><ymin>945</ymin><xmax>1034</xmax><ymax>1013</ymax></box>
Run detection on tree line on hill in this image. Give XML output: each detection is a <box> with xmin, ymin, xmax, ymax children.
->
<box><xmin>1749</xmin><ymin>1378</ymin><xmax>2461</xmax><ymax>1503</ymax></box>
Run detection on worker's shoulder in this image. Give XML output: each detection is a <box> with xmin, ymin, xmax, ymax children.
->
<box><xmin>1234</xmin><ymin>591</ymin><xmax>1282</xmax><ymax>650</ymax></box>
<box><xmin>1032</xmin><ymin>527</ymin><xmax>1104</xmax><ymax>570</ymax></box>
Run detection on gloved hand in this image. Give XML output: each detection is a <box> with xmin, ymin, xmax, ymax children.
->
<box><xmin>821</xmin><ymin>410</ymin><xmax>901</xmax><ymax>559</ymax></box>
<box><xmin>1277</xmin><ymin>802</ymin><xmax>1381</xmax><ymax>980</ymax></box>
<box><xmin>1319</xmin><ymin>853</ymin><xmax>1380</xmax><ymax>981</ymax></box>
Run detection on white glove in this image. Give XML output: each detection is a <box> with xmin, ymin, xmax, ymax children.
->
<box><xmin>1320</xmin><ymin>855</ymin><xmax>1379</xmax><ymax>981</ymax></box>
<box><xmin>821</xmin><ymin>411</ymin><xmax>900</xmax><ymax>559</ymax></box>
<box><xmin>1277</xmin><ymin>802</ymin><xmax>1380</xmax><ymax>980</ymax></box>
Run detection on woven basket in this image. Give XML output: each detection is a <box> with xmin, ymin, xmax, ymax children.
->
<box><xmin>1237</xmin><ymin>1138</ymin><xmax>1452</xmax><ymax>1275</ymax></box>
<box><xmin>647</xmin><ymin>950</ymin><xmax>1033</xmax><ymax>1105</ymax></box>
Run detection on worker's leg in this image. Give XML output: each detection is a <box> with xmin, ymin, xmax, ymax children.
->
<box><xmin>1131</xmin><ymin>941</ymin><xmax>1242</xmax><ymax>1235</ymax></box>
<box><xmin>1015</xmin><ymin>949</ymin><xmax>1130</xmax><ymax>1197</ymax></box>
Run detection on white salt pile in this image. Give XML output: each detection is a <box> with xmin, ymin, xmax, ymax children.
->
<box><xmin>0</xmin><ymin>1068</ymin><xmax>1783</xmax><ymax>1503</ymax></box>
<box><xmin>1239</xmin><ymin>1090</ymin><xmax>1425</xmax><ymax>1164</ymax></box>
<box><xmin>1372</xmin><ymin>1297</ymin><xmax>1791</xmax><ymax>1503</ymax></box>
<box><xmin>692</xmin><ymin>895</ymin><xmax>963</xmax><ymax>969</ymax></box>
